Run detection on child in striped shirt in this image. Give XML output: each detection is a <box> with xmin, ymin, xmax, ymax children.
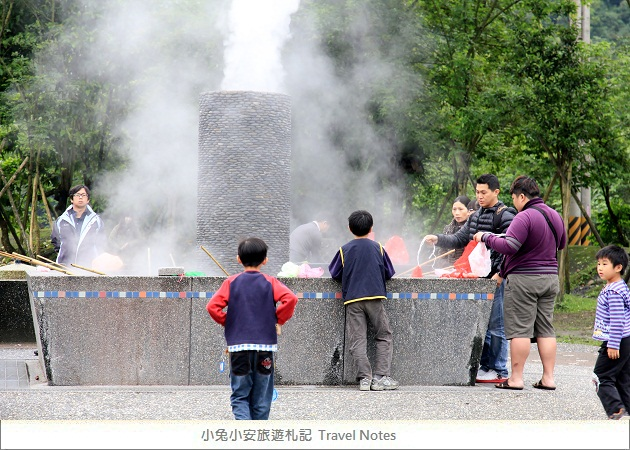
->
<box><xmin>592</xmin><ymin>245</ymin><xmax>630</xmax><ymax>420</ymax></box>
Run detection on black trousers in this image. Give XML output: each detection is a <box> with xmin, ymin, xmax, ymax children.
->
<box><xmin>593</xmin><ymin>336</ymin><xmax>630</xmax><ymax>417</ymax></box>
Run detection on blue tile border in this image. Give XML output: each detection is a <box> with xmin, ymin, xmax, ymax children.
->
<box><xmin>33</xmin><ymin>291</ymin><xmax>492</xmax><ymax>301</ymax></box>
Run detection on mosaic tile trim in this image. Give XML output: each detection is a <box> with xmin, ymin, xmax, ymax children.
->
<box><xmin>33</xmin><ymin>291</ymin><xmax>493</xmax><ymax>301</ymax></box>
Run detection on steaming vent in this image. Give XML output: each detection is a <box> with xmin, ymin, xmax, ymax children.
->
<box><xmin>196</xmin><ymin>91</ymin><xmax>291</xmax><ymax>276</ymax></box>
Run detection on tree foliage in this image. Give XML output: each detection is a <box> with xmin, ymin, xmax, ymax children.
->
<box><xmin>1</xmin><ymin>0</ymin><xmax>630</xmax><ymax>280</ymax></box>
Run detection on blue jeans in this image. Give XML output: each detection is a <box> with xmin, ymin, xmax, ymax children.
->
<box><xmin>229</xmin><ymin>350</ymin><xmax>275</xmax><ymax>420</ymax></box>
<box><xmin>479</xmin><ymin>280</ymin><xmax>509</xmax><ymax>378</ymax></box>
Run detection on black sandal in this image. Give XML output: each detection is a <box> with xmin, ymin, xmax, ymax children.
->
<box><xmin>495</xmin><ymin>380</ymin><xmax>523</xmax><ymax>390</ymax></box>
<box><xmin>532</xmin><ymin>379</ymin><xmax>556</xmax><ymax>390</ymax></box>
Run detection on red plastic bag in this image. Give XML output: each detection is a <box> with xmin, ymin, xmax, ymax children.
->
<box><xmin>384</xmin><ymin>235</ymin><xmax>410</xmax><ymax>265</ymax></box>
<box><xmin>453</xmin><ymin>241</ymin><xmax>477</xmax><ymax>273</ymax></box>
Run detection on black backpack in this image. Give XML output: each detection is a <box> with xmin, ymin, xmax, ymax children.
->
<box><xmin>492</xmin><ymin>205</ymin><xmax>517</xmax><ymax>233</ymax></box>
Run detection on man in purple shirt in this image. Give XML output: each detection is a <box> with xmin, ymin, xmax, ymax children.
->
<box><xmin>474</xmin><ymin>175</ymin><xmax>566</xmax><ymax>390</ymax></box>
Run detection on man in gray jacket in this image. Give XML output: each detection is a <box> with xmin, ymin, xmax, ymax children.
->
<box><xmin>289</xmin><ymin>219</ymin><xmax>330</xmax><ymax>264</ymax></box>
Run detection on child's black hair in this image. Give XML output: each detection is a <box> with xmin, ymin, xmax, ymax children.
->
<box><xmin>596</xmin><ymin>245</ymin><xmax>629</xmax><ymax>275</ymax></box>
<box><xmin>238</xmin><ymin>237</ymin><xmax>268</xmax><ymax>267</ymax></box>
<box><xmin>348</xmin><ymin>210</ymin><xmax>373</xmax><ymax>237</ymax></box>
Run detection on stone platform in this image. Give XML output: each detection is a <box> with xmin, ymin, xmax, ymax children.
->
<box><xmin>26</xmin><ymin>273</ymin><xmax>496</xmax><ymax>386</ymax></box>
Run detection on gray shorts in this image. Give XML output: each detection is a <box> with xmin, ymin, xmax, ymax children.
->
<box><xmin>504</xmin><ymin>274</ymin><xmax>559</xmax><ymax>339</ymax></box>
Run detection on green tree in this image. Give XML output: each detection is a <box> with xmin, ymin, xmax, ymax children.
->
<box><xmin>503</xmin><ymin>0</ymin><xmax>615</xmax><ymax>300</ymax></box>
<box><xmin>1</xmin><ymin>0</ymin><xmax>125</xmax><ymax>257</ymax></box>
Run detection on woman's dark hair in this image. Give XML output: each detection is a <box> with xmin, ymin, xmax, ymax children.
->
<box><xmin>348</xmin><ymin>210</ymin><xmax>373</xmax><ymax>237</ymax></box>
<box><xmin>238</xmin><ymin>237</ymin><xmax>268</xmax><ymax>267</ymax></box>
<box><xmin>454</xmin><ymin>195</ymin><xmax>471</xmax><ymax>208</ymax></box>
<box><xmin>509</xmin><ymin>175</ymin><xmax>540</xmax><ymax>199</ymax></box>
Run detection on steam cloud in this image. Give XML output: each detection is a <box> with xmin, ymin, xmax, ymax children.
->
<box><xmin>46</xmin><ymin>0</ymin><xmax>422</xmax><ymax>273</ymax></box>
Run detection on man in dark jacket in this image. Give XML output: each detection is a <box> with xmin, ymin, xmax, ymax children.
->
<box><xmin>424</xmin><ymin>174</ymin><xmax>516</xmax><ymax>383</ymax></box>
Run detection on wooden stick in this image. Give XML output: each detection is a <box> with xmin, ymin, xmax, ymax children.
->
<box><xmin>12</xmin><ymin>252</ymin><xmax>69</xmax><ymax>273</ymax></box>
<box><xmin>0</xmin><ymin>250</ymin><xmax>75</xmax><ymax>275</ymax></box>
<box><xmin>37</xmin><ymin>254</ymin><xmax>70</xmax><ymax>269</ymax></box>
<box><xmin>71</xmin><ymin>263</ymin><xmax>107</xmax><ymax>276</ymax></box>
<box><xmin>394</xmin><ymin>249</ymin><xmax>456</xmax><ymax>277</ymax></box>
<box><xmin>200</xmin><ymin>245</ymin><xmax>230</xmax><ymax>276</ymax></box>
<box><xmin>418</xmin><ymin>249</ymin><xmax>456</xmax><ymax>267</ymax></box>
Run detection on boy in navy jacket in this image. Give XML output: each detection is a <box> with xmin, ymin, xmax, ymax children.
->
<box><xmin>207</xmin><ymin>237</ymin><xmax>298</xmax><ymax>420</ymax></box>
<box><xmin>329</xmin><ymin>210</ymin><xmax>399</xmax><ymax>391</ymax></box>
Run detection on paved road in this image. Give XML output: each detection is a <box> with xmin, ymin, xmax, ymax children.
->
<box><xmin>0</xmin><ymin>342</ymin><xmax>628</xmax><ymax>449</ymax></box>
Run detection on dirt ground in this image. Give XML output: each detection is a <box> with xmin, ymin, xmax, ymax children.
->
<box><xmin>554</xmin><ymin>310</ymin><xmax>596</xmax><ymax>345</ymax></box>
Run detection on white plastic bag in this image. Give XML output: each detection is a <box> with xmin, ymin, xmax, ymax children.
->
<box><xmin>277</xmin><ymin>261</ymin><xmax>300</xmax><ymax>277</ymax></box>
<box><xmin>468</xmin><ymin>242</ymin><xmax>491</xmax><ymax>277</ymax></box>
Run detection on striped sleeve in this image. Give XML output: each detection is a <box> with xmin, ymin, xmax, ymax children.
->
<box><xmin>596</xmin><ymin>281</ymin><xmax>630</xmax><ymax>350</ymax></box>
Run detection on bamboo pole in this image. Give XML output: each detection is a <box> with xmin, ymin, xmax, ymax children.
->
<box><xmin>200</xmin><ymin>245</ymin><xmax>230</xmax><ymax>276</ymax></box>
<box><xmin>0</xmin><ymin>250</ymin><xmax>75</xmax><ymax>275</ymax></box>
<box><xmin>0</xmin><ymin>166</ymin><xmax>28</xmax><ymax>250</ymax></box>
<box><xmin>394</xmin><ymin>249</ymin><xmax>456</xmax><ymax>277</ymax></box>
<box><xmin>36</xmin><ymin>254</ymin><xmax>70</xmax><ymax>270</ymax></box>
<box><xmin>0</xmin><ymin>156</ymin><xmax>28</xmax><ymax>200</ymax></box>
<box><xmin>29</xmin><ymin>172</ymin><xmax>38</xmax><ymax>255</ymax></box>
<box><xmin>37</xmin><ymin>174</ymin><xmax>55</xmax><ymax>229</ymax></box>
<box><xmin>70</xmin><ymin>263</ymin><xmax>107</xmax><ymax>276</ymax></box>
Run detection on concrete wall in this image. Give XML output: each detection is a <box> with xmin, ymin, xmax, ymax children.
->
<box><xmin>27</xmin><ymin>273</ymin><xmax>495</xmax><ymax>386</ymax></box>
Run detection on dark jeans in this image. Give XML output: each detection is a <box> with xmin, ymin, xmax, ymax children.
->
<box><xmin>479</xmin><ymin>280</ymin><xmax>508</xmax><ymax>378</ymax></box>
<box><xmin>229</xmin><ymin>350</ymin><xmax>275</xmax><ymax>420</ymax></box>
<box><xmin>593</xmin><ymin>336</ymin><xmax>630</xmax><ymax>417</ymax></box>
<box><xmin>346</xmin><ymin>299</ymin><xmax>393</xmax><ymax>380</ymax></box>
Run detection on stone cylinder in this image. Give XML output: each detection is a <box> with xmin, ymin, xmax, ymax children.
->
<box><xmin>197</xmin><ymin>91</ymin><xmax>291</xmax><ymax>276</ymax></box>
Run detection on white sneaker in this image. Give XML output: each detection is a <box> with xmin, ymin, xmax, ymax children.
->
<box><xmin>476</xmin><ymin>368</ymin><xmax>490</xmax><ymax>378</ymax></box>
<box><xmin>359</xmin><ymin>377</ymin><xmax>371</xmax><ymax>391</ymax></box>
<box><xmin>371</xmin><ymin>375</ymin><xmax>400</xmax><ymax>391</ymax></box>
<box><xmin>476</xmin><ymin>368</ymin><xmax>508</xmax><ymax>383</ymax></box>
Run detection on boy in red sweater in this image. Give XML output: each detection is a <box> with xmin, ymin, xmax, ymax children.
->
<box><xmin>207</xmin><ymin>237</ymin><xmax>298</xmax><ymax>420</ymax></box>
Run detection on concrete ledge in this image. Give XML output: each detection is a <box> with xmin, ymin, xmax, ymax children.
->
<box><xmin>26</xmin><ymin>273</ymin><xmax>495</xmax><ymax>386</ymax></box>
<box><xmin>28</xmin><ymin>274</ymin><xmax>194</xmax><ymax>385</ymax></box>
